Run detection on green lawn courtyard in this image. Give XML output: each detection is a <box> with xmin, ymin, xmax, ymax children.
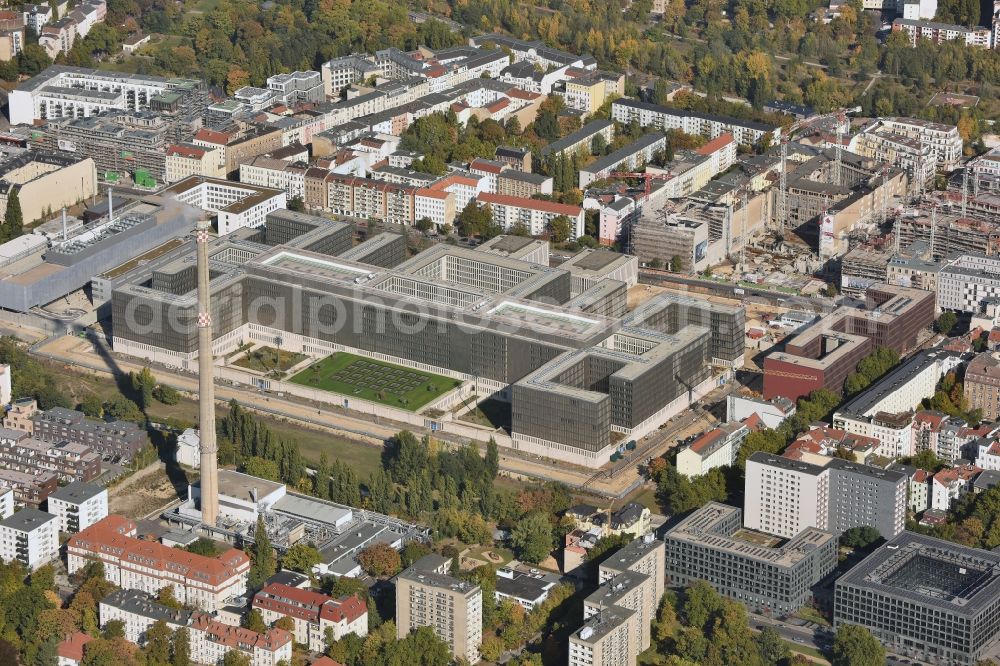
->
<box><xmin>289</xmin><ymin>352</ymin><xmax>461</xmax><ymax>411</ymax></box>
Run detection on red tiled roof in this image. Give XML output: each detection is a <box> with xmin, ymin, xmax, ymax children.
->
<box><xmin>914</xmin><ymin>411</ymin><xmax>946</xmax><ymax>428</ymax></box>
<box><xmin>167</xmin><ymin>144</ymin><xmax>207</xmax><ymax>159</ymax></box>
<box><xmin>477</xmin><ymin>192</ymin><xmax>582</xmax><ymax>217</ymax></box>
<box><xmin>191</xmin><ymin>612</ymin><xmax>291</xmax><ymax>651</ymax></box>
<box><xmin>741</xmin><ymin>412</ymin><xmax>765</xmax><ymax>431</ymax></box>
<box><xmin>432</xmin><ymin>174</ymin><xmax>481</xmax><ymax>190</ymax></box>
<box><xmin>67</xmin><ymin>516</ymin><xmax>249</xmax><ymax>586</ymax></box>
<box><xmin>253</xmin><ymin>583</ymin><xmax>366</xmax><ymax>625</ymax></box>
<box><xmin>312</xmin><ymin>658</ymin><xmax>346</xmax><ymax>666</ymax></box>
<box><xmin>688</xmin><ymin>428</ymin><xmax>723</xmax><ymax>454</ymax></box>
<box><xmin>415</xmin><ymin>188</ymin><xmax>450</xmax><ymax>200</ymax></box>
<box><xmin>913</xmin><ymin>469</ymin><xmax>931</xmax><ymax>482</ymax></box>
<box><xmin>695</xmin><ymin>133</ymin><xmax>734</xmax><ymax>155</ymax></box>
<box><xmin>470</xmin><ymin>158</ymin><xmax>505</xmax><ymax>174</ymax></box>
<box><xmin>194</xmin><ymin>128</ymin><xmax>231</xmax><ymax>145</ymax></box>
<box><xmin>485</xmin><ymin>98</ymin><xmax>510</xmax><ymax>113</ymax></box>
<box><xmin>57</xmin><ymin>633</ymin><xmax>93</xmax><ymax>662</ymax></box>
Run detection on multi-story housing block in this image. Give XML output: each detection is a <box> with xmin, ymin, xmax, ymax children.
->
<box><xmin>165</xmin><ymin>143</ymin><xmax>226</xmax><ymax>183</ymax></box>
<box><xmin>396</xmin><ymin>555</ymin><xmax>483</xmax><ymax>663</ymax></box>
<box><xmin>267</xmin><ymin>71</ymin><xmax>324</xmax><ymax>106</ymax></box>
<box><xmin>892</xmin><ymin>18</ymin><xmax>992</xmax><ymax>49</ymax></box>
<box><xmin>46</xmin><ymin>481</ymin><xmax>108</xmax><ymax>533</ymax></box>
<box><xmin>611</xmin><ymin>98</ymin><xmax>779</xmax><ymax>146</ymax></box>
<box><xmin>252</xmin><ymin>583</ymin><xmax>367</xmax><ymax>652</ymax></box>
<box><xmin>745</xmin><ymin>452</ymin><xmax>907</xmax><ymax>539</ymax></box>
<box><xmin>965</xmin><ymin>352</ymin><xmax>1000</xmax><ymax>422</ymax></box>
<box><xmin>476</xmin><ymin>192</ymin><xmax>584</xmax><ymax>238</ymax></box>
<box><xmin>99</xmin><ymin>589</ymin><xmax>293</xmax><ymax>666</ymax></box>
<box><xmin>67</xmin><ymin>515</ymin><xmax>250</xmax><ymax>611</ymax></box>
<box><xmin>865</xmin><ymin>117</ymin><xmax>963</xmax><ymax>171</ymax></box>
<box><xmin>321</xmin><ymin>55</ymin><xmax>381</xmax><ymax>98</ymax></box>
<box><xmin>0</xmin><ymin>468</ymin><xmax>58</xmax><ymax>509</ymax></box>
<box><xmin>676</xmin><ymin>421</ymin><xmax>749</xmax><ymax>477</ymax></box>
<box><xmin>664</xmin><ymin>503</ymin><xmax>837</xmax><ymax>614</ymax></box>
<box><xmin>31</xmin><ymin>405</ymin><xmax>147</xmax><ymax>463</ymax></box>
<box><xmin>0</xmin><ymin>487</ymin><xmax>12</xmax><ymax>520</ymax></box>
<box><xmin>0</xmin><ymin>427</ymin><xmax>101</xmax><ymax>482</ymax></box>
<box><xmin>0</xmin><ymin>507</ymin><xmax>58</xmax><ymax>570</ymax></box>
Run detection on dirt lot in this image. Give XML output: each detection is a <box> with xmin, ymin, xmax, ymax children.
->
<box><xmin>109</xmin><ymin>461</ymin><xmax>196</xmax><ymax>519</ymax></box>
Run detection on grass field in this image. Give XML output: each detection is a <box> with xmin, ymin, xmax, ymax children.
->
<box><xmin>232</xmin><ymin>346</ymin><xmax>306</xmax><ymax>374</ymax></box>
<box><xmin>289</xmin><ymin>352</ymin><xmax>461</xmax><ymax>411</ymax></box>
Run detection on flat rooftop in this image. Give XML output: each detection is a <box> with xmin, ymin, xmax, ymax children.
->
<box><xmin>665</xmin><ymin>501</ymin><xmax>836</xmax><ymax>569</ymax></box>
<box><xmin>837</xmin><ymin>531</ymin><xmax>1000</xmax><ymax>614</ymax></box>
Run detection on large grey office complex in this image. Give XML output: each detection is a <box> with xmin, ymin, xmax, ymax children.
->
<box><xmin>109</xmin><ymin>214</ymin><xmax>743</xmax><ymax>466</ymax></box>
<box><xmin>835</xmin><ymin>532</ymin><xmax>1000</xmax><ymax>665</ymax></box>
<box><xmin>663</xmin><ymin>502</ymin><xmax>837</xmax><ymax>614</ymax></box>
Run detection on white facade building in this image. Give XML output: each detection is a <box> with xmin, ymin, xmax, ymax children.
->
<box><xmin>745</xmin><ymin>454</ymin><xmax>829</xmax><ymax>538</ymax></box>
<box><xmin>163</xmin><ymin>176</ymin><xmax>286</xmax><ymax>235</ymax></box>
<box><xmin>938</xmin><ymin>255</ymin><xmax>1000</xmax><ymax>314</ymax></box>
<box><xmin>0</xmin><ymin>487</ymin><xmax>12</xmax><ymax>520</ymax></box>
<box><xmin>476</xmin><ymin>192</ymin><xmax>585</xmax><ymax>238</ymax></box>
<box><xmin>0</xmin><ymin>508</ymin><xmax>58</xmax><ymax>570</ymax></box>
<box><xmin>611</xmin><ymin>98</ymin><xmax>779</xmax><ymax>147</ymax></box>
<box><xmin>676</xmin><ymin>422</ymin><xmax>748</xmax><ymax>478</ymax></box>
<box><xmin>46</xmin><ymin>481</ymin><xmax>108</xmax><ymax>533</ymax></box>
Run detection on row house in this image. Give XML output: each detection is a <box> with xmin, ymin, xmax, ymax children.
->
<box><xmin>0</xmin><ymin>427</ymin><xmax>100</xmax><ymax>482</ymax></box>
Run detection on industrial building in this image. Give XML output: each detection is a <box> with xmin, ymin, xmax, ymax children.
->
<box><xmin>664</xmin><ymin>502</ymin><xmax>837</xmax><ymax>614</ymax></box>
<box><xmin>835</xmin><ymin>532</ymin><xmax>1000</xmax><ymax>665</ymax></box>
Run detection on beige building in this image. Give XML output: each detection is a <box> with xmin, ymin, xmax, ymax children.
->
<box><xmin>223</xmin><ymin>128</ymin><xmax>283</xmax><ymax>177</ymax></box>
<box><xmin>569</xmin><ymin>606</ymin><xmax>639</xmax><ymax>666</ymax></box>
<box><xmin>965</xmin><ymin>352</ymin><xmax>1000</xmax><ymax>422</ymax></box>
<box><xmin>571</xmin><ymin>537</ymin><xmax>665</xmax><ymax>665</ymax></box>
<box><xmin>0</xmin><ymin>152</ymin><xmax>96</xmax><ymax>226</ymax></box>
<box><xmin>396</xmin><ymin>555</ymin><xmax>482</xmax><ymax>663</ymax></box>
<box><xmin>165</xmin><ymin>143</ymin><xmax>225</xmax><ymax>183</ymax></box>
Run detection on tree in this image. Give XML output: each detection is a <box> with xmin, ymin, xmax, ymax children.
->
<box><xmin>244</xmin><ymin>609</ymin><xmax>267</xmax><ymax>634</ymax></box>
<box><xmin>485</xmin><ymin>438</ymin><xmax>499</xmax><ymax>480</ymax></box>
<box><xmin>670</xmin><ymin>255</ymin><xmax>683</xmax><ymax>272</ymax></box>
<box><xmin>242</xmin><ymin>456</ymin><xmax>280</xmax><ymax>482</ymax></box>
<box><xmin>274</xmin><ymin>616</ymin><xmax>294</xmax><ymax>631</ymax></box>
<box><xmin>157</xmin><ymin>585</ymin><xmax>182</xmax><ymax>609</ymax></box>
<box><xmin>102</xmin><ymin>620</ymin><xmax>125</xmax><ymax>639</ymax></box>
<box><xmin>511</xmin><ymin>511</ymin><xmax>553</xmax><ymax>564</ymax></box>
<box><xmin>399</xmin><ymin>541</ymin><xmax>432</xmax><ymax>568</ymax></box>
<box><xmin>281</xmin><ymin>542</ymin><xmax>322</xmax><ymax>575</ymax></box>
<box><xmin>756</xmin><ymin>625</ymin><xmax>791</xmax><ymax>665</ymax></box>
<box><xmin>2</xmin><ymin>188</ymin><xmax>23</xmax><ymax>242</ymax></box>
<box><xmin>79</xmin><ymin>394</ymin><xmax>104</xmax><ymax>418</ymax></box>
<box><xmin>357</xmin><ymin>542</ymin><xmax>402</xmax><ymax>577</ymax></box>
<box><xmin>591</xmin><ymin>133</ymin><xmax>608</xmax><ymax>155</ymax></box>
<box><xmin>104</xmin><ymin>394</ymin><xmax>143</xmax><ymax>422</ymax></box>
<box><xmin>832</xmin><ymin>624</ymin><xmax>885</xmax><ymax>666</ymax></box>
<box><xmin>185</xmin><ymin>538</ymin><xmax>219</xmax><ymax>557</ymax></box>
<box><xmin>840</xmin><ymin>526</ymin><xmax>883</xmax><ymax>549</ymax></box>
<box><xmin>144</xmin><ymin>620</ymin><xmax>173</xmax><ymax>666</ymax></box>
<box><xmin>130</xmin><ymin>367</ymin><xmax>156</xmax><ymax>410</ymax></box>
<box><xmin>153</xmin><ymin>384</ymin><xmax>180</xmax><ymax>405</ymax></box>
<box><xmin>548</xmin><ymin>215</ymin><xmax>573</xmax><ymax>242</ymax></box>
<box><xmin>249</xmin><ymin>516</ymin><xmax>275</xmax><ymax>590</ymax></box>
<box><xmin>222</xmin><ymin>652</ymin><xmax>251</xmax><ymax>666</ymax></box>
<box><xmin>649</xmin><ymin>258</ymin><xmax>663</xmax><ymax>269</ymax></box>
<box><xmin>936</xmin><ymin>311</ymin><xmax>957</xmax><ymax>335</ymax></box>
<box><xmin>287</xmin><ymin>196</ymin><xmax>305</xmax><ymax>212</ymax></box>
<box><xmin>172</xmin><ymin>627</ymin><xmax>190</xmax><ymax>666</ymax></box>
<box><xmin>415</xmin><ymin>217</ymin><xmax>434</xmax><ymax>233</ymax></box>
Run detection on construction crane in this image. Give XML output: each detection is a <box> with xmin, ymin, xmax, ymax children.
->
<box><xmin>776</xmin><ymin>106</ymin><xmax>862</xmax><ymax>235</ymax></box>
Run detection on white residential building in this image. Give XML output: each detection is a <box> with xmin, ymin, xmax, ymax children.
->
<box><xmin>979</xmin><ymin>440</ymin><xmax>1000</xmax><ymax>471</ymax></box>
<box><xmin>476</xmin><ymin>192</ymin><xmax>585</xmax><ymax>238</ymax></box>
<box><xmin>0</xmin><ymin>486</ymin><xmax>12</xmax><ymax>520</ymax></box>
<box><xmin>908</xmin><ymin>468</ymin><xmax>931</xmax><ymax>512</ymax></box>
<box><xmin>872</xmin><ymin>117</ymin><xmax>963</xmax><ymax>171</ymax></box>
<box><xmin>321</xmin><ymin>55</ymin><xmax>381</xmax><ymax>98</ymax></box>
<box><xmin>833</xmin><ymin>412</ymin><xmax>915</xmax><ymax>460</ymax></box>
<box><xmin>931</xmin><ymin>465</ymin><xmax>981</xmax><ymax>511</ymax></box>
<box><xmin>162</xmin><ymin>176</ymin><xmax>286</xmax><ymax>235</ymax></box>
<box><xmin>745</xmin><ymin>453</ymin><xmax>830</xmax><ymax>538</ymax></box>
<box><xmin>99</xmin><ymin>589</ymin><xmax>293</xmax><ymax>666</ymax></box>
<box><xmin>46</xmin><ymin>481</ymin><xmax>108</xmax><ymax>533</ymax></box>
<box><xmin>67</xmin><ymin>515</ymin><xmax>249</xmax><ymax>611</ymax></box>
<box><xmin>165</xmin><ymin>143</ymin><xmax>225</xmax><ymax>183</ymax></box>
<box><xmin>611</xmin><ymin>98</ymin><xmax>780</xmax><ymax>147</ymax></box>
<box><xmin>676</xmin><ymin>422</ymin><xmax>748</xmax><ymax>478</ymax></box>
<box><xmin>938</xmin><ymin>254</ymin><xmax>1000</xmax><ymax>313</ymax></box>
<box><xmin>0</xmin><ymin>508</ymin><xmax>58</xmax><ymax>570</ymax></box>
<box><xmin>252</xmin><ymin>583</ymin><xmax>368</xmax><ymax>652</ymax></box>
<box><xmin>726</xmin><ymin>394</ymin><xmax>796</xmax><ymax>429</ymax></box>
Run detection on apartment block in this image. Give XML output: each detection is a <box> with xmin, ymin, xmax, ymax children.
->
<box><xmin>396</xmin><ymin>555</ymin><xmax>483</xmax><ymax>663</ymax></box>
<box><xmin>676</xmin><ymin>421</ymin><xmax>749</xmax><ymax>478</ymax></box>
<box><xmin>865</xmin><ymin>116</ymin><xmax>963</xmax><ymax>171</ymax></box>
<box><xmin>0</xmin><ymin>487</ymin><xmax>12</xmax><ymax>520</ymax></box>
<box><xmin>611</xmin><ymin>98</ymin><xmax>779</xmax><ymax>146</ymax></box>
<box><xmin>965</xmin><ymin>352</ymin><xmax>1000</xmax><ymax>421</ymax></box>
<box><xmin>892</xmin><ymin>18</ymin><xmax>992</xmax><ymax>49</ymax></box>
<box><xmin>496</xmin><ymin>170</ymin><xmax>553</xmax><ymax>199</ymax></box>
<box><xmin>578</xmin><ymin>133</ymin><xmax>667</xmax><ymax>189</ymax></box>
<box><xmin>165</xmin><ymin>143</ymin><xmax>226</xmax><ymax>183</ymax></box>
<box><xmin>0</xmin><ymin>508</ymin><xmax>58</xmax><ymax>570</ymax></box>
<box><xmin>476</xmin><ymin>192</ymin><xmax>584</xmax><ymax>238</ymax></box>
<box><xmin>31</xmin><ymin>405</ymin><xmax>147</xmax><ymax>463</ymax></box>
<box><xmin>252</xmin><ymin>583</ymin><xmax>368</xmax><ymax>652</ymax></box>
<box><xmin>0</xmin><ymin>468</ymin><xmax>58</xmax><ymax>509</ymax></box>
<box><xmin>99</xmin><ymin>589</ymin><xmax>292</xmax><ymax>666</ymax></box>
<box><xmin>664</xmin><ymin>503</ymin><xmax>837</xmax><ymax>614</ymax></box>
<box><xmin>745</xmin><ymin>451</ymin><xmax>906</xmax><ymax>539</ymax></box>
<box><xmin>0</xmin><ymin>427</ymin><xmax>100</xmax><ymax>482</ymax></box>
<box><xmin>539</xmin><ymin>119</ymin><xmax>614</xmax><ymax>161</ymax></box>
<box><xmin>46</xmin><ymin>481</ymin><xmax>108</xmax><ymax>534</ymax></box>
<box><xmin>67</xmin><ymin>515</ymin><xmax>249</xmax><ymax>611</ymax></box>
<box><xmin>569</xmin><ymin>606</ymin><xmax>638</xmax><ymax>666</ymax></box>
